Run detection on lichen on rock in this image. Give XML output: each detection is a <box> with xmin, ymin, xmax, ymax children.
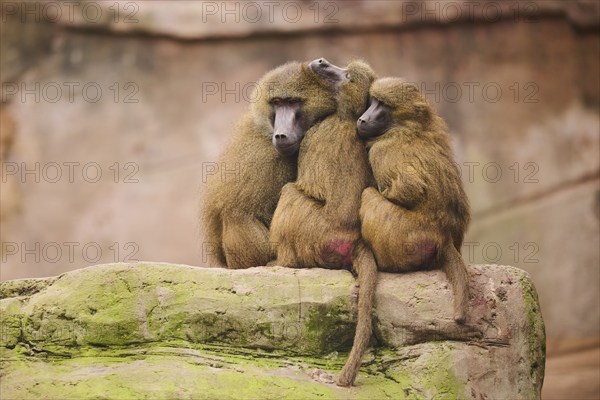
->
<box><xmin>0</xmin><ymin>262</ymin><xmax>545</xmax><ymax>399</ymax></box>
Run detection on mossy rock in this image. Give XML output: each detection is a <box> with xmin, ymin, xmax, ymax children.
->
<box><xmin>0</xmin><ymin>263</ymin><xmax>545</xmax><ymax>399</ymax></box>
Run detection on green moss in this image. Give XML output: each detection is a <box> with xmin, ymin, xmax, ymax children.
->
<box><xmin>383</xmin><ymin>343</ymin><xmax>465</xmax><ymax>399</ymax></box>
<box><xmin>427</xmin><ymin>346</ymin><xmax>464</xmax><ymax>398</ymax></box>
<box><xmin>0</xmin><ymin>344</ymin><xmax>402</xmax><ymax>399</ymax></box>
<box><xmin>0</xmin><ymin>298</ymin><xmax>24</xmax><ymax>348</ymax></box>
<box><xmin>1</xmin><ymin>356</ymin><xmax>341</xmax><ymax>400</ymax></box>
<box><xmin>306</xmin><ymin>299</ymin><xmax>354</xmax><ymax>354</ymax></box>
<box><xmin>0</xmin><ymin>277</ymin><xmax>56</xmax><ymax>299</ymax></box>
<box><xmin>519</xmin><ymin>275</ymin><xmax>546</xmax><ymax>385</ymax></box>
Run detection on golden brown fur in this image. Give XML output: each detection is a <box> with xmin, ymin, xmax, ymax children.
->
<box><xmin>201</xmin><ymin>62</ymin><xmax>338</xmax><ymax>269</ymax></box>
<box><xmin>270</xmin><ymin>61</ymin><xmax>376</xmax><ymax>269</ymax></box>
<box><xmin>359</xmin><ymin>78</ymin><xmax>471</xmax><ymax>322</ymax></box>
<box><xmin>269</xmin><ymin>60</ymin><xmax>378</xmax><ymax>386</ymax></box>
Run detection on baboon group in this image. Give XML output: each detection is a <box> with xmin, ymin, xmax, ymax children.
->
<box><xmin>201</xmin><ymin>58</ymin><xmax>470</xmax><ymax>386</ymax></box>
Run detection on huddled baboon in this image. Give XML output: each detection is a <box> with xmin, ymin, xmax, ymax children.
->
<box><xmin>357</xmin><ymin>77</ymin><xmax>471</xmax><ymax>323</ymax></box>
<box><xmin>270</xmin><ymin>59</ymin><xmax>375</xmax><ymax>269</ymax></box>
<box><xmin>201</xmin><ymin>61</ymin><xmax>342</xmax><ymax>269</ymax></box>
<box><xmin>269</xmin><ymin>59</ymin><xmax>378</xmax><ymax>387</ymax></box>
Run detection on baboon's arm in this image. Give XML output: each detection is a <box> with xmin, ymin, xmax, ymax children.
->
<box><xmin>382</xmin><ymin>166</ymin><xmax>427</xmax><ymax>209</ymax></box>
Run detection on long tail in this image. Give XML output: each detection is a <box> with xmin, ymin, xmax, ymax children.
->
<box><xmin>337</xmin><ymin>241</ymin><xmax>378</xmax><ymax>387</ymax></box>
<box><xmin>442</xmin><ymin>244</ymin><xmax>469</xmax><ymax>324</ymax></box>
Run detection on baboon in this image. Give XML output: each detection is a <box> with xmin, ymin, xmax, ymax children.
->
<box><xmin>357</xmin><ymin>77</ymin><xmax>471</xmax><ymax>323</ymax></box>
<box><xmin>201</xmin><ymin>61</ymin><xmax>343</xmax><ymax>269</ymax></box>
<box><xmin>269</xmin><ymin>59</ymin><xmax>378</xmax><ymax>387</ymax></box>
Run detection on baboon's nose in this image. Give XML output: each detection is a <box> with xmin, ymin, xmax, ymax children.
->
<box><xmin>274</xmin><ymin>133</ymin><xmax>287</xmax><ymax>141</ymax></box>
<box><xmin>358</xmin><ymin>118</ymin><xmax>366</xmax><ymax>125</ymax></box>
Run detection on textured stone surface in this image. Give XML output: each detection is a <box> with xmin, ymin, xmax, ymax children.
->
<box><xmin>0</xmin><ymin>263</ymin><xmax>545</xmax><ymax>398</ymax></box>
<box><xmin>0</xmin><ymin>0</ymin><xmax>55</xmax><ymax>83</ymax></box>
<box><xmin>53</xmin><ymin>0</ymin><xmax>598</xmax><ymax>39</ymax></box>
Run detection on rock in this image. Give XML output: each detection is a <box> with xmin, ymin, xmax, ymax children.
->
<box><xmin>0</xmin><ymin>263</ymin><xmax>545</xmax><ymax>399</ymax></box>
<box><xmin>51</xmin><ymin>1</ymin><xmax>597</xmax><ymax>40</ymax></box>
<box><xmin>0</xmin><ymin>0</ymin><xmax>55</xmax><ymax>84</ymax></box>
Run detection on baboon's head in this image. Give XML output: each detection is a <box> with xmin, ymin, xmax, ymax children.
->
<box><xmin>308</xmin><ymin>57</ymin><xmax>348</xmax><ymax>89</ymax></box>
<box><xmin>357</xmin><ymin>78</ymin><xmax>433</xmax><ymax>139</ymax></box>
<box><xmin>251</xmin><ymin>61</ymin><xmax>338</xmax><ymax>157</ymax></box>
<box><xmin>310</xmin><ymin>58</ymin><xmax>377</xmax><ymax>119</ymax></box>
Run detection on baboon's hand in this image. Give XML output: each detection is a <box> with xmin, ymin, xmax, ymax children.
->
<box><xmin>383</xmin><ymin>170</ymin><xmax>427</xmax><ymax>209</ymax></box>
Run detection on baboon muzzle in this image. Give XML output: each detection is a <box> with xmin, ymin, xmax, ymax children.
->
<box><xmin>272</xmin><ymin>105</ymin><xmax>302</xmax><ymax>156</ymax></box>
<box><xmin>309</xmin><ymin>58</ymin><xmax>348</xmax><ymax>86</ymax></box>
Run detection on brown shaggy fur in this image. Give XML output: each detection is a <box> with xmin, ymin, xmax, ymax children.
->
<box><xmin>360</xmin><ymin>78</ymin><xmax>471</xmax><ymax>323</ymax></box>
<box><xmin>201</xmin><ymin>62</ymin><xmax>338</xmax><ymax>269</ymax></box>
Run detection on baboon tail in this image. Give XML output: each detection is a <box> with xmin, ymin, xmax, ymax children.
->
<box><xmin>337</xmin><ymin>241</ymin><xmax>378</xmax><ymax>387</ymax></box>
<box><xmin>442</xmin><ymin>244</ymin><xmax>469</xmax><ymax>324</ymax></box>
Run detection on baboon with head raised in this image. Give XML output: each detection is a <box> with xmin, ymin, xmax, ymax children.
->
<box><xmin>201</xmin><ymin>62</ymin><xmax>342</xmax><ymax>269</ymax></box>
<box><xmin>357</xmin><ymin>77</ymin><xmax>471</xmax><ymax>323</ymax></box>
<box><xmin>269</xmin><ymin>58</ymin><xmax>378</xmax><ymax>387</ymax></box>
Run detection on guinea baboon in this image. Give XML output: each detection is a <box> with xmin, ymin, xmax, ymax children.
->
<box><xmin>357</xmin><ymin>77</ymin><xmax>471</xmax><ymax>323</ymax></box>
<box><xmin>201</xmin><ymin>61</ymin><xmax>343</xmax><ymax>269</ymax></box>
<box><xmin>269</xmin><ymin>59</ymin><xmax>378</xmax><ymax>387</ymax></box>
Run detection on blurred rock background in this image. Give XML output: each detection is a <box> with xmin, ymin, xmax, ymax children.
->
<box><xmin>1</xmin><ymin>0</ymin><xmax>598</xmax><ymax>397</ymax></box>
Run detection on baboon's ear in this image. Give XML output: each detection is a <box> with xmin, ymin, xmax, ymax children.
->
<box><xmin>414</xmin><ymin>102</ymin><xmax>432</xmax><ymax>124</ymax></box>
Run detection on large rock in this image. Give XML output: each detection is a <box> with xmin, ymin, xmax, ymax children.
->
<box><xmin>0</xmin><ymin>263</ymin><xmax>545</xmax><ymax>399</ymax></box>
<box><xmin>50</xmin><ymin>0</ymin><xmax>598</xmax><ymax>39</ymax></box>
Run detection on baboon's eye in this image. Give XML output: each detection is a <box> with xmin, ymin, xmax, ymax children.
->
<box><xmin>270</xmin><ymin>97</ymin><xmax>283</xmax><ymax>106</ymax></box>
<box><xmin>378</xmin><ymin>99</ymin><xmax>391</xmax><ymax>108</ymax></box>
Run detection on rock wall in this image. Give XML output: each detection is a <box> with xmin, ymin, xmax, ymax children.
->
<box><xmin>0</xmin><ymin>0</ymin><xmax>598</xmax><ymax>347</ymax></box>
<box><xmin>0</xmin><ymin>263</ymin><xmax>545</xmax><ymax>399</ymax></box>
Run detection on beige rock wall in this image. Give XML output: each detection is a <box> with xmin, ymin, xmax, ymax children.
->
<box><xmin>0</xmin><ymin>1</ymin><xmax>598</xmax><ymax>345</ymax></box>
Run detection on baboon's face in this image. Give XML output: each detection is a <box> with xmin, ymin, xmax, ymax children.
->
<box><xmin>311</xmin><ymin>58</ymin><xmax>376</xmax><ymax>118</ymax></box>
<box><xmin>357</xmin><ymin>97</ymin><xmax>392</xmax><ymax>138</ymax></box>
<box><xmin>263</xmin><ymin>60</ymin><xmax>339</xmax><ymax>157</ymax></box>
<box><xmin>270</xmin><ymin>57</ymin><xmax>347</xmax><ymax>157</ymax></box>
<box><xmin>270</xmin><ymin>97</ymin><xmax>307</xmax><ymax>157</ymax></box>
<box><xmin>308</xmin><ymin>58</ymin><xmax>348</xmax><ymax>88</ymax></box>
